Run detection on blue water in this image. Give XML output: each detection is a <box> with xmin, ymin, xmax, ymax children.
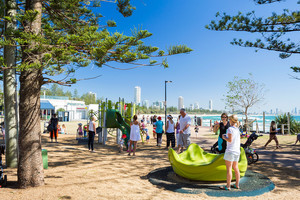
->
<box><xmin>167</xmin><ymin>114</ymin><xmax>300</xmax><ymax>131</ymax></box>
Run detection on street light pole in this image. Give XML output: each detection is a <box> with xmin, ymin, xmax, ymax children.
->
<box><xmin>165</xmin><ymin>80</ymin><xmax>172</xmax><ymax>132</ymax></box>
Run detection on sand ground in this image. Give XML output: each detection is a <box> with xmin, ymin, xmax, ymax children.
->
<box><xmin>0</xmin><ymin>121</ymin><xmax>299</xmax><ymax>200</ymax></box>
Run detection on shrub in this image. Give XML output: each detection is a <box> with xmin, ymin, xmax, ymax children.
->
<box><xmin>275</xmin><ymin>114</ymin><xmax>300</xmax><ymax>135</ymax></box>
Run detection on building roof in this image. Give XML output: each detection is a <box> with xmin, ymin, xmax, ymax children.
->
<box><xmin>40</xmin><ymin>100</ymin><xmax>55</xmax><ymax>110</ymax></box>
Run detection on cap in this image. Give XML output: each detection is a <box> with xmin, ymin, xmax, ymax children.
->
<box><xmin>167</xmin><ymin>115</ymin><xmax>173</xmax><ymax>119</ymax></box>
<box><xmin>157</xmin><ymin>116</ymin><xmax>162</xmax><ymax>120</ymax></box>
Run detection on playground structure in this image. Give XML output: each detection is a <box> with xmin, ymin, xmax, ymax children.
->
<box><xmin>96</xmin><ymin>98</ymin><xmax>136</xmax><ymax>147</ymax></box>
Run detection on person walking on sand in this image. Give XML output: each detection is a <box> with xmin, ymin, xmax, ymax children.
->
<box><xmin>264</xmin><ymin>121</ymin><xmax>280</xmax><ymax>149</ymax></box>
<box><xmin>177</xmin><ymin>109</ymin><xmax>191</xmax><ymax>153</ymax></box>
<box><xmin>88</xmin><ymin>116</ymin><xmax>97</xmax><ymax>152</ymax></box>
<box><xmin>49</xmin><ymin>114</ymin><xmax>59</xmax><ymax>143</ymax></box>
<box><xmin>155</xmin><ymin>116</ymin><xmax>164</xmax><ymax>147</ymax></box>
<box><xmin>166</xmin><ymin>115</ymin><xmax>175</xmax><ymax>149</ymax></box>
<box><xmin>220</xmin><ymin>114</ymin><xmax>241</xmax><ymax>191</ymax></box>
<box><xmin>128</xmin><ymin>115</ymin><xmax>141</xmax><ymax>156</ymax></box>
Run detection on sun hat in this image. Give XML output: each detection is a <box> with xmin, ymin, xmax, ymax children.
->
<box><xmin>167</xmin><ymin>115</ymin><xmax>173</xmax><ymax>119</ymax></box>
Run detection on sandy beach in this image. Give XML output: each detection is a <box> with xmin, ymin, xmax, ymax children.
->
<box><xmin>0</xmin><ymin>121</ymin><xmax>299</xmax><ymax>200</ymax></box>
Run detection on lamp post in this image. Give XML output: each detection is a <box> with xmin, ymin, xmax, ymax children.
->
<box><xmin>165</xmin><ymin>80</ymin><xmax>172</xmax><ymax>132</ymax></box>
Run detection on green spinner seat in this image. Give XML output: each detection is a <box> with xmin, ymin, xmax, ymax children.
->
<box><xmin>168</xmin><ymin>143</ymin><xmax>247</xmax><ymax>181</ymax></box>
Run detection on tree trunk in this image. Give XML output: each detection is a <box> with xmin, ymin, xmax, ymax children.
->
<box><xmin>245</xmin><ymin>107</ymin><xmax>248</xmax><ymax>133</ymax></box>
<box><xmin>18</xmin><ymin>0</ymin><xmax>44</xmax><ymax>188</ymax></box>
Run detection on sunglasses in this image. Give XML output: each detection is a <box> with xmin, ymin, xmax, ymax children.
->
<box><xmin>221</xmin><ymin>117</ymin><xmax>227</xmax><ymax>119</ymax></box>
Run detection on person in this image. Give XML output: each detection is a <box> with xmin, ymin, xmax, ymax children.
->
<box><xmin>150</xmin><ymin>116</ymin><xmax>153</xmax><ymax>125</ymax></box>
<box><xmin>194</xmin><ymin>125</ymin><xmax>199</xmax><ymax>137</ymax></box>
<box><xmin>77</xmin><ymin>123</ymin><xmax>83</xmax><ymax>138</ymax></box>
<box><xmin>155</xmin><ymin>116</ymin><xmax>164</xmax><ymax>147</ymax></box>
<box><xmin>294</xmin><ymin>133</ymin><xmax>300</xmax><ymax>145</ymax></box>
<box><xmin>0</xmin><ymin>122</ymin><xmax>5</xmax><ymax>142</ymax></box>
<box><xmin>49</xmin><ymin>114</ymin><xmax>59</xmax><ymax>143</ymax></box>
<box><xmin>140</xmin><ymin>120</ymin><xmax>149</xmax><ymax>142</ymax></box>
<box><xmin>152</xmin><ymin>115</ymin><xmax>157</xmax><ymax>139</ymax></box>
<box><xmin>119</xmin><ymin>134</ymin><xmax>127</xmax><ymax>153</ymax></box>
<box><xmin>62</xmin><ymin>124</ymin><xmax>67</xmax><ymax>134</ymax></box>
<box><xmin>264</xmin><ymin>121</ymin><xmax>280</xmax><ymax>149</ymax></box>
<box><xmin>146</xmin><ymin>116</ymin><xmax>150</xmax><ymax>125</ymax></box>
<box><xmin>128</xmin><ymin>115</ymin><xmax>141</xmax><ymax>156</ymax></box>
<box><xmin>177</xmin><ymin>109</ymin><xmax>191</xmax><ymax>153</ymax></box>
<box><xmin>220</xmin><ymin>114</ymin><xmax>241</xmax><ymax>191</ymax></box>
<box><xmin>166</xmin><ymin>115</ymin><xmax>175</xmax><ymax>149</ymax></box>
<box><xmin>175</xmin><ymin>115</ymin><xmax>181</xmax><ymax>147</ymax></box>
<box><xmin>213</xmin><ymin>113</ymin><xmax>230</xmax><ymax>153</ymax></box>
<box><xmin>194</xmin><ymin>115</ymin><xmax>197</xmax><ymax>126</ymax></box>
<box><xmin>88</xmin><ymin>116</ymin><xmax>97</xmax><ymax>152</ymax></box>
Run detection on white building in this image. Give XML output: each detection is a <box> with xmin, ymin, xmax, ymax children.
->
<box><xmin>41</xmin><ymin>96</ymin><xmax>99</xmax><ymax>121</ymax></box>
<box><xmin>209</xmin><ymin>99</ymin><xmax>213</xmax><ymax>111</ymax></box>
<box><xmin>189</xmin><ymin>104</ymin><xmax>194</xmax><ymax>110</ymax></box>
<box><xmin>178</xmin><ymin>96</ymin><xmax>184</xmax><ymax>110</ymax></box>
<box><xmin>194</xmin><ymin>102</ymin><xmax>200</xmax><ymax>110</ymax></box>
<box><xmin>134</xmin><ymin>86</ymin><xmax>141</xmax><ymax>105</ymax></box>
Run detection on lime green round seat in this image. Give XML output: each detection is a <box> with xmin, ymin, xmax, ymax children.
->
<box><xmin>168</xmin><ymin>143</ymin><xmax>248</xmax><ymax>181</ymax></box>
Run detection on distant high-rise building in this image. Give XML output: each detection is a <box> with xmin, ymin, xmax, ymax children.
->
<box><xmin>142</xmin><ymin>100</ymin><xmax>149</xmax><ymax>108</ymax></box>
<box><xmin>270</xmin><ymin>109</ymin><xmax>273</xmax><ymax>114</ymax></box>
<box><xmin>178</xmin><ymin>96</ymin><xmax>184</xmax><ymax>110</ymax></box>
<box><xmin>295</xmin><ymin>107</ymin><xmax>297</xmax><ymax>115</ymax></box>
<box><xmin>134</xmin><ymin>86</ymin><xmax>141</xmax><ymax>105</ymax></box>
<box><xmin>189</xmin><ymin>104</ymin><xmax>194</xmax><ymax>110</ymax></box>
<box><xmin>194</xmin><ymin>102</ymin><xmax>200</xmax><ymax>110</ymax></box>
<box><xmin>276</xmin><ymin>108</ymin><xmax>279</xmax><ymax>114</ymax></box>
<box><xmin>209</xmin><ymin>100</ymin><xmax>213</xmax><ymax>111</ymax></box>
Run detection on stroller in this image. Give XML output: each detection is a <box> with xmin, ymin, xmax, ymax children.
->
<box><xmin>0</xmin><ymin>144</ymin><xmax>7</xmax><ymax>187</ymax></box>
<box><xmin>211</xmin><ymin>132</ymin><xmax>261</xmax><ymax>165</ymax></box>
<box><xmin>241</xmin><ymin>132</ymin><xmax>262</xmax><ymax>165</ymax></box>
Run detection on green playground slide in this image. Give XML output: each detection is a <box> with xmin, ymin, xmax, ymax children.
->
<box><xmin>168</xmin><ymin>143</ymin><xmax>248</xmax><ymax>181</ymax></box>
<box><xmin>106</xmin><ymin>109</ymin><xmax>131</xmax><ymax>145</ymax></box>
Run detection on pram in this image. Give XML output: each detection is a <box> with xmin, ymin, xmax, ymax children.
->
<box><xmin>0</xmin><ymin>144</ymin><xmax>7</xmax><ymax>187</ymax></box>
<box><xmin>211</xmin><ymin>132</ymin><xmax>261</xmax><ymax>165</ymax></box>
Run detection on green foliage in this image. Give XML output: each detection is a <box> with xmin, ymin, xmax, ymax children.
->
<box><xmin>275</xmin><ymin>113</ymin><xmax>300</xmax><ymax>134</ymax></box>
<box><xmin>206</xmin><ymin>0</ymin><xmax>300</xmax><ymax>78</ymax></box>
<box><xmin>0</xmin><ymin>0</ymin><xmax>192</xmax><ymax>85</ymax></box>
<box><xmin>56</xmin><ymin>108</ymin><xmax>65</xmax><ymax>112</ymax></box>
<box><xmin>224</xmin><ymin>74</ymin><xmax>265</xmax><ymax>121</ymax></box>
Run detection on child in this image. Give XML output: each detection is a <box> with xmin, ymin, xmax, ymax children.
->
<box><xmin>119</xmin><ymin>134</ymin><xmax>127</xmax><ymax>153</ymax></box>
<box><xmin>77</xmin><ymin>123</ymin><xmax>83</xmax><ymax>139</ymax></box>
<box><xmin>62</xmin><ymin>124</ymin><xmax>67</xmax><ymax>134</ymax></box>
<box><xmin>145</xmin><ymin>130</ymin><xmax>150</xmax><ymax>143</ymax></box>
<box><xmin>220</xmin><ymin>114</ymin><xmax>241</xmax><ymax>191</ymax></box>
<box><xmin>194</xmin><ymin>125</ymin><xmax>199</xmax><ymax>137</ymax></box>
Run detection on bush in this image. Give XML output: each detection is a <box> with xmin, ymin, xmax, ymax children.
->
<box><xmin>275</xmin><ymin>114</ymin><xmax>300</xmax><ymax>135</ymax></box>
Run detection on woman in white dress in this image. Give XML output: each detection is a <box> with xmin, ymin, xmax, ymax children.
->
<box><xmin>128</xmin><ymin>115</ymin><xmax>141</xmax><ymax>156</ymax></box>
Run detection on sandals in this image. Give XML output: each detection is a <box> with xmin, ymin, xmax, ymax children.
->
<box><xmin>219</xmin><ymin>186</ymin><xmax>231</xmax><ymax>191</ymax></box>
<box><xmin>231</xmin><ymin>184</ymin><xmax>240</xmax><ymax>189</ymax></box>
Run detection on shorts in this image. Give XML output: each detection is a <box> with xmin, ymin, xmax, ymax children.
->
<box><xmin>297</xmin><ymin>134</ymin><xmax>300</xmax><ymax>141</ymax></box>
<box><xmin>177</xmin><ymin>133</ymin><xmax>191</xmax><ymax>148</ymax></box>
<box><xmin>224</xmin><ymin>152</ymin><xmax>240</xmax><ymax>162</ymax></box>
<box><xmin>146</xmin><ymin>135</ymin><xmax>150</xmax><ymax>140</ymax></box>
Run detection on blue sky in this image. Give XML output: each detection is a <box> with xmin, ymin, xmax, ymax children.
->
<box><xmin>46</xmin><ymin>0</ymin><xmax>299</xmax><ymax>113</ymax></box>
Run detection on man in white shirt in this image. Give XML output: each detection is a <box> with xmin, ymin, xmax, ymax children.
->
<box><xmin>177</xmin><ymin>108</ymin><xmax>191</xmax><ymax>153</ymax></box>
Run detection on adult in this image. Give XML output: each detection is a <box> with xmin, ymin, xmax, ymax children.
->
<box><xmin>177</xmin><ymin>109</ymin><xmax>191</xmax><ymax>153</ymax></box>
<box><xmin>264</xmin><ymin>121</ymin><xmax>280</xmax><ymax>149</ymax></box>
<box><xmin>152</xmin><ymin>115</ymin><xmax>157</xmax><ymax>139</ymax></box>
<box><xmin>88</xmin><ymin>116</ymin><xmax>97</xmax><ymax>152</ymax></box>
<box><xmin>213</xmin><ymin>113</ymin><xmax>230</xmax><ymax>153</ymax></box>
<box><xmin>155</xmin><ymin>116</ymin><xmax>164</xmax><ymax>147</ymax></box>
<box><xmin>49</xmin><ymin>113</ymin><xmax>59</xmax><ymax>143</ymax></box>
<box><xmin>175</xmin><ymin>115</ymin><xmax>181</xmax><ymax>147</ymax></box>
<box><xmin>220</xmin><ymin>115</ymin><xmax>241</xmax><ymax>191</ymax></box>
<box><xmin>128</xmin><ymin>115</ymin><xmax>141</xmax><ymax>156</ymax></box>
<box><xmin>166</xmin><ymin>115</ymin><xmax>175</xmax><ymax>149</ymax></box>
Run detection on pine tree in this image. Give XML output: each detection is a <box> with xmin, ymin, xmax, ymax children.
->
<box><xmin>0</xmin><ymin>0</ymin><xmax>192</xmax><ymax>188</ymax></box>
<box><xmin>206</xmin><ymin>0</ymin><xmax>300</xmax><ymax>78</ymax></box>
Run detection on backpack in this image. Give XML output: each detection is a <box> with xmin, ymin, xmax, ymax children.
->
<box><xmin>47</xmin><ymin>124</ymin><xmax>53</xmax><ymax>132</ymax></box>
